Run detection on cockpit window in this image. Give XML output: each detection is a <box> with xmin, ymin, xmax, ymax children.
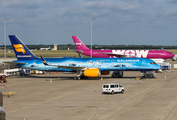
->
<box><xmin>150</xmin><ymin>62</ymin><xmax>157</xmax><ymax>64</ymax></box>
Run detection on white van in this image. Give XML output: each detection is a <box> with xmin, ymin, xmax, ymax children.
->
<box><xmin>102</xmin><ymin>83</ymin><xmax>124</xmax><ymax>94</ymax></box>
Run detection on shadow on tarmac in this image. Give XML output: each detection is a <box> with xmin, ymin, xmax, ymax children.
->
<box><xmin>14</xmin><ymin>75</ymin><xmax>136</xmax><ymax>81</ymax></box>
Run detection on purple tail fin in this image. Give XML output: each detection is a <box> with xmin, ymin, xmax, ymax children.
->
<box><xmin>72</xmin><ymin>36</ymin><xmax>90</xmax><ymax>50</ymax></box>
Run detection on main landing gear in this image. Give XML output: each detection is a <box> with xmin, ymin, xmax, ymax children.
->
<box><xmin>111</xmin><ymin>71</ymin><xmax>123</xmax><ymax>78</ymax></box>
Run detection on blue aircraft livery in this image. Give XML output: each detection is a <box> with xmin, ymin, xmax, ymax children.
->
<box><xmin>7</xmin><ymin>35</ymin><xmax>161</xmax><ymax>79</ymax></box>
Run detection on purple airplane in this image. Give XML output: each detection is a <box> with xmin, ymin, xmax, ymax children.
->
<box><xmin>72</xmin><ymin>36</ymin><xmax>174</xmax><ymax>59</ymax></box>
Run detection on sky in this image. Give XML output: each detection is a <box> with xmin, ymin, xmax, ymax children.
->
<box><xmin>0</xmin><ymin>0</ymin><xmax>177</xmax><ymax>45</ymax></box>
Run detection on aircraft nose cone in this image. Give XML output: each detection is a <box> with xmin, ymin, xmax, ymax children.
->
<box><xmin>171</xmin><ymin>54</ymin><xmax>175</xmax><ymax>58</ymax></box>
<box><xmin>164</xmin><ymin>53</ymin><xmax>175</xmax><ymax>59</ymax></box>
<box><xmin>167</xmin><ymin>54</ymin><xmax>175</xmax><ymax>59</ymax></box>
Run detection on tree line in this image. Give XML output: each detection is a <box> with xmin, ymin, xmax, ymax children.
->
<box><xmin>1</xmin><ymin>44</ymin><xmax>177</xmax><ymax>50</ymax></box>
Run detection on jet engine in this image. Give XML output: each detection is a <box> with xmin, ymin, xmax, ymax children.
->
<box><xmin>81</xmin><ymin>68</ymin><xmax>101</xmax><ymax>77</ymax></box>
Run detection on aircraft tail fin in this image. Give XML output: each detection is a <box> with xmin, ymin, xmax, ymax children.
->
<box><xmin>9</xmin><ymin>35</ymin><xmax>38</xmax><ymax>60</ymax></box>
<box><xmin>72</xmin><ymin>36</ymin><xmax>90</xmax><ymax>50</ymax></box>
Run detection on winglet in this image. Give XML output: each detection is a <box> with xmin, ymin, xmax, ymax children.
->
<box><xmin>40</xmin><ymin>56</ymin><xmax>49</xmax><ymax>65</ymax></box>
<box><xmin>78</xmin><ymin>53</ymin><xmax>82</xmax><ymax>58</ymax></box>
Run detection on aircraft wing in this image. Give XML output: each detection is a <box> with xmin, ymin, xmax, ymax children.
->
<box><xmin>97</xmin><ymin>52</ymin><xmax>135</xmax><ymax>58</ymax></box>
<box><xmin>97</xmin><ymin>52</ymin><xmax>127</xmax><ymax>57</ymax></box>
<box><xmin>40</xmin><ymin>56</ymin><xmax>88</xmax><ymax>70</ymax></box>
<box><xmin>56</xmin><ymin>65</ymin><xmax>87</xmax><ymax>70</ymax></box>
<box><xmin>3</xmin><ymin>61</ymin><xmax>27</xmax><ymax>65</ymax></box>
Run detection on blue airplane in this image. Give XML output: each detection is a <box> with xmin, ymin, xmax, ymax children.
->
<box><xmin>6</xmin><ymin>35</ymin><xmax>161</xmax><ymax>79</ymax></box>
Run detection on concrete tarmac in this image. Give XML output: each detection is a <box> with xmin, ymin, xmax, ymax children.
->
<box><xmin>2</xmin><ymin>70</ymin><xmax>177</xmax><ymax>120</ymax></box>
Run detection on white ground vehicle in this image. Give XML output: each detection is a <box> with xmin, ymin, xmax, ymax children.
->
<box><xmin>102</xmin><ymin>83</ymin><xmax>124</xmax><ymax>94</ymax></box>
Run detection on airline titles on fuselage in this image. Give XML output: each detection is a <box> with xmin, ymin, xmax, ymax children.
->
<box><xmin>112</xmin><ymin>50</ymin><xmax>149</xmax><ymax>58</ymax></box>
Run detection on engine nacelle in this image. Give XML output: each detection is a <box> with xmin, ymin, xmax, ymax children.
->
<box><xmin>101</xmin><ymin>71</ymin><xmax>110</xmax><ymax>75</ymax></box>
<box><xmin>82</xmin><ymin>69</ymin><xmax>101</xmax><ymax>77</ymax></box>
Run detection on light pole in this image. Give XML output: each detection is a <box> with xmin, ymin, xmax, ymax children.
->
<box><xmin>88</xmin><ymin>18</ymin><xmax>95</xmax><ymax>58</ymax></box>
<box><xmin>2</xmin><ymin>18</ymin><xmax>8</xmax><ymax>62</ymax></box>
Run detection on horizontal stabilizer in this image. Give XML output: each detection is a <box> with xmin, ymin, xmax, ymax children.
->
<box><xmin>75</xmin><ymin>50</ymin><xmax>83</xmax><ymax>53</ymax></box>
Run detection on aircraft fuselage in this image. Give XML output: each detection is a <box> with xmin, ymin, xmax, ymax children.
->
<box><xmin>14</xmin><ymin>58</ymin><xmax>160</xmax><ymax>72</ymax></box>
<box><xmin>81</xmin><ymin>49</ymin><xmax>174</xmax><ymax>59</ymax></box>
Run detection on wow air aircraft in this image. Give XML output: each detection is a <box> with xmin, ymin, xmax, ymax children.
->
<box><xmin>6</xmin><ymin>35</ymin><xmax>160</xmax><ymax>79</ymax></box>
<box><xmin>72</xmin><ymin>36</ymin><xmax>174</xmax><ymax>59</ymax></box>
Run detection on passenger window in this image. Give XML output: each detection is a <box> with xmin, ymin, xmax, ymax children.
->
<box><xmin>119</xmin><ymin>84</ymin><xmax>122</xmax><ymax>87</ymax></box>
<box><xmin>110</xmin><ymin>85</ymin><xmax>114</xmax><ymax>88</ymax></box>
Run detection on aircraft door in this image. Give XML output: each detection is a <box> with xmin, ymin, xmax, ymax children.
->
<box><xmin>142</xmin><ymin>60</ymin><xmax>146</xmax><ymax>67</ymax></box>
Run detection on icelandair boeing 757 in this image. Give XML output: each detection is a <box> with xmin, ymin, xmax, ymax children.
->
<box><xmin>72</xmin><ymin>36</ymin><xmax>174</xmax><ymax>59</ymax></box>
<box><xmin>6</xmin><ymin>35</ymin><xmax>160</xmax><ymax>79</ymax></box>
